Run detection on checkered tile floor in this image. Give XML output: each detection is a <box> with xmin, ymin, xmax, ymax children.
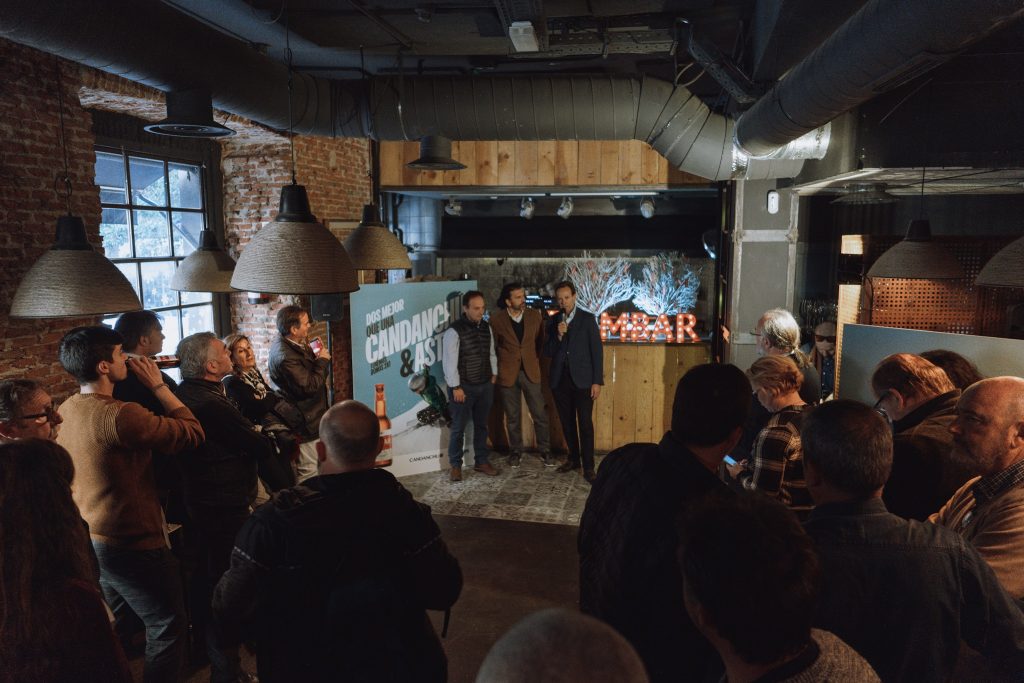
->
<box><xmin>399</xmin><ymin>452</ymin><xmax>603</xmax><ymax>526</ymax></box>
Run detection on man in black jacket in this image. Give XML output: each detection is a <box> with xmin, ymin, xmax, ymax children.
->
<box><xmin>213</xmin><ymin>401</ymin><xmax>463</xmax><ymax>683</ymax></box>
<box><xmin>802</xmin><ymin>400</ymin><xmax>1024</xmax><ymax>682</ymax></box>
<box><xmin>176</xmin><ymin>332</ymin><xmax>270</xmax><ymax>683</ymax></box>
<box><xmin>544</xmin><ymin>280</ymin><xmax>603</xmax><ymax>482</ymax></box>
<box><xmin>579</xmin><ymin>363</ymin><xmax>751</xmax><ymax>683</ymax></box>
<box><xmin>268</xmin><ymin>304</ymin><xmax>331</xmax><ymax>482</ymax></box>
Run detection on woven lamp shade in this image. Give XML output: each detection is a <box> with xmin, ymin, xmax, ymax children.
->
<box><xmin>171</xmin><ymin>229</ymin><xmax>237</xmax><ymax>292</ymax></box>
<box><xmin>10</xmin><ymin>215</ymin><xmax>142</xmax><ymax>318</ymax></box>
<box><xmin>867</xmin><ymin>219</ymin><xmax>964</xmax><ymax>280</ymax></box>
<box><xmin>344</xmin><ymin>204</ymin><xmax>412</xmax><ymax>270</ymax></box>
<box><xmin>976</xmin><ymin>236</ymin><xmax>1024</xmax><ymax>288</ymax></box>
<box><xmin>230</xmin><ymin>185</ymin><xmax>359</xmax><ymax>294</ymax></box>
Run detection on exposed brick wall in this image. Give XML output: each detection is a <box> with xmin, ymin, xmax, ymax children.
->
<box><xmin>222</xmin><ymin>136</ymin><xmax>371</xmax><ymax>401</ymax></box>
<box><xmin>0</xmin><ymin>42</ymin><xmax>103</xmax><ymax>398</ymax></box>
<box><xmin>2</xmin><ymin>38</ymin><xmax>371</xmax><ymax>404</ymax></box>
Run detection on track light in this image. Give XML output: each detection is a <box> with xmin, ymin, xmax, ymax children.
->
<box><xmin>640</xmin><ymin>197</ymin><xmax>656</xmax><ymax>219</ymax></box>
<box><xmin>520</xmin><ymin>197</ymin><xmax>535</xmax><ymax>220</ymax></box>
<box><xmin>557</xmin><ymin>196</ymin><xmax>574</xmax><ymax>220</ymax></box>
<box><xmin>444</xmin><ymin>198</ymin><xmax>462</xmax><ymax>216</ymax></box>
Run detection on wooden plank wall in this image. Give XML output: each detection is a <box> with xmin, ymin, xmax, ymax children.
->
<box><xmin>380</xmin><ymin>140</ymin><xmax>707</xmax><ymax>187</ymax></box>
<box><xmin>488</xmin><ymin>343</ymin><xmax>711</xmax><ymax>456</ymax></box>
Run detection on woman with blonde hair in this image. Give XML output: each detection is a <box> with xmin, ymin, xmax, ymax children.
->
<box><xmin>727</xmin><ymin>356</ymin><xmax>813</xmax><ymax>517</ymax></box>
<box><xmin>0</xmin><ymin>439</ymin><xmax>132</xmax><ymax>682</ymax></box>
<box><xmin>222</xmin><ymin>333</ymin><xmax>299</xmax><ymax>491</ymax></box>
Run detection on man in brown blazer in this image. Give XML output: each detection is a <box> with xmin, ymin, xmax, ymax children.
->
<box><xmin>491</xmin><ymin>282</ymin><xmax>554</xmax><ymax>468</ymax></box>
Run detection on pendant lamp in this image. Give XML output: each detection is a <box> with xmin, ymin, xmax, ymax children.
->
<box><xmin>10</xmin><ymin>60</ymin><xmax>141</xmax><ymax>318</ymax></box>
<box><xmin>170</xmin><ymin>228</ymin><xmax>238</xmax><ymax>292</ymax></box>
<box><xmin>144</xmin><ymin>89</ymin><xmax>235</xmax><ymax>139</ymax></box>
<box><xmin>866</xmin><ymin>167</ymin><xmax>963</xmax><ymax>280</ymax></box>
<box><xmin>229</xmin><ymin>19</ymin><xmax>358</xmax><ymax>295</ymax></box>
<box><xmin>344</xmin><ymin>204</ymin><xmax>412</xmax><ymax>271</ymax></box>
<box><xmin>976</xmin><ymin>236</ymin><xmax>1024</xmax><ymax>288</ymax></box>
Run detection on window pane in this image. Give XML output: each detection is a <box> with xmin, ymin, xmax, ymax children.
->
<box><xmin>116</xmin><ymin>262</ymin><xmax>140</xmax><ymax>298</ymax></box>
<box><xmin>172</xmin><ymin>211</ymin><xmax>204</xmax><ymax>257</ymax></box>
<box><xmin>102</xmin><ymin>314</ymin><xmax>119</xmax><ymax>330</ymax></box>
<box><xmin>96</xmin><ymin>151</ymin><xmax>127</xmax><ymax>204</ymax></box>
<box><xmin>140</xmin><ymin>261</ymin><xmax>178</xmax><ymax>309</ymax></box>
<box><xmin>181</xmin><ymin>289</ymin><xmax>213</xmax><ymax>305</ymax></box>
<box><xmin>100</xmin><ymin>208</ymin><xmax>131</xmax><ymax>259</ymax></box>
<box><xmin>158</xmin><ymin>309</ymin><xmax>181</xmax><ymax>352</ymax></box>
<box><xmin>133</xmin><ymin>210</ymin><xmax>171</xmax><ymax>257</ymax></box>
<box><xmin>169</xmin><ymin>163</ymin><xmax>202</xmax><ymax>209</ymax></box>
<box><xmin>181</xmin><ymin>304</ymin><xmax>214</xmax><ymax>338</ymax></box>
<box><xmin>129</xmin><ymin>156</ymin><xmax>166</xmax><ymax>207</ymax></box>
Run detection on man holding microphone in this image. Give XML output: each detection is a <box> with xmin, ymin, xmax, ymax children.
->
<box><xmin>545</xmin><ymin>280</ymin><xmax>603</xmax><ymax>483</ymax></box>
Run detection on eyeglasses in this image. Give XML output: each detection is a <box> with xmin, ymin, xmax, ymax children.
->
<box><xmin>872</xmin><ymin>392</ymin><xmax>893</xmax><ymax>429</ymax></box>
<box><xmin>19</xmin><ymin>401</ymin><xmax>59</xmax><ymax>425</ymax></box>
<box><xmin>814</xmin><ymin>335</ymin><xmax>837</xmax><ymax>343</ymax></box>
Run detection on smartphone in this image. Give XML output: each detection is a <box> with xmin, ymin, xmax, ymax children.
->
<box><xmin>723</xmin><ymin>455</ymin><xmax>738</xmax><ymax>466</ymax></box>
<box><xmin>309</xmin><ymin>337</ymin><xmax>324</xmax><ymax>355</ymax></box>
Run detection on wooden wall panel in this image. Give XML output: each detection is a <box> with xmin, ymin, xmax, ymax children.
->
<box><xmin>381</xmin><ymin>139</ymin><xmax>709</xmax><ymax>189</ymax></box>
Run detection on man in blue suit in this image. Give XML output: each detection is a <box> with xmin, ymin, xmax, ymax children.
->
<box><xmin>545</xmin><ymin>280</ymin><xmax>604</xmax><ymax>483</ymax></box>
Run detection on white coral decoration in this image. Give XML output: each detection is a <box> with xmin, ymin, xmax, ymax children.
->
<box><xmin>563</xmin><ymin>252</ymin><xmax>634</xmax><ymax>315</ymax></box>
<box><xmin>632</xmin><ymin>254</ymin><xmax>701</xmax><ymax>315</ymax></box>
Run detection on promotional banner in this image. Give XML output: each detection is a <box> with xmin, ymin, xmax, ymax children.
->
<box><xmin>350</xmin><ymin>281</ymin><xmax>477</xmax><ymax>477</ymax></box>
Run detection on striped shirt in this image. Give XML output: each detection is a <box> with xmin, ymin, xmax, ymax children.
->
<box><xmin>740</xmin><ymin>404</ymin><xmax>813</xmax><ymax>513</ymax></box>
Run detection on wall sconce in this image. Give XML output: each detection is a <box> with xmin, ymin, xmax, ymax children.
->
<box><xmin>557</xmin><ymin>196</ymin><xmax>574</xmax><ymax>220</ymax></box>
<box><xmin>520</xmin><ymin>197</ymin><xmax>535</xmax><ymax>220</ymax></box>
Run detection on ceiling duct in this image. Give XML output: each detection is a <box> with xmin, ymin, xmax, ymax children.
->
<box><xmin>734</xmin><ymin>0</ymin><xmax>1024</xmax><ymax>157</ymax></box>
<box><xmin>144</xmin><ymin>88</ymin><xmax>234</xmax><ymax>138</ymax></box>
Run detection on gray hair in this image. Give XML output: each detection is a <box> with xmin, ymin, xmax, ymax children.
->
<box><xmin>759</xmin><ymin>308</ymin><xmax>801</xmax><ymax>354</ymax></box>
<box><xmin>176</xmin><ymin>332</ymin><xmax>218</xmax><ymax>379</ymax></box>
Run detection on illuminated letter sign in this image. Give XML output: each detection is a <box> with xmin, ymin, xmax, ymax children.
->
<box><xmin>599</xmin><ymin>311</ymin><xmax>701</xmax><ymax>343</ymax></box>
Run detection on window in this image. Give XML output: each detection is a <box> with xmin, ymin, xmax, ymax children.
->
<box><xmin>94</xmin><ymin>148</ymin><xmax>217</xmax><ymax>375</ymax></box>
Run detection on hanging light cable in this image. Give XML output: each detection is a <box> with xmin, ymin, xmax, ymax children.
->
<box><xmin>231</xmin><ymin>9</ymin><xmax>358</xmax><ymax>294</ymax></box>
<box><xmin>11</xmin><ymin>58</ymin><xmax>141</xmax><ymax>318</ymax></box>
<box><xmin>866</xmin><ymin>166</ymin><xmax>964</xmax><ymax>280</ymax></box>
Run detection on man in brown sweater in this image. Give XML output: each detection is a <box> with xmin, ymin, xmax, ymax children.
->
<box><xmin>57</xmin><ymin>325</ymin><xmax>204</xmax><ymax>683</ymax></box>
<box><xmin>491</xmin><ymin>282</ymin><xmax>553</xmax><ymax>468</ymax></box>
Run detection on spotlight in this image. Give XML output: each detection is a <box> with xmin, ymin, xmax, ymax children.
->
<box><xmin>520</xmin><ymin>197</ymin><xmax>535</xmax><ymax>220</ymax></box>
<box><xmin>640</xmin><ymin>197</ymin><xmax>656</xmax><ymax>219</ymax></box>
<box><xmin>444</xmin><ymin>198</ymin><xmax>462</xmax><ymax>216</ymax></box>
<box><xmin>557</xmin><ymin>196</ymin><xmax>574</xmax><ymax>220</ymax></box>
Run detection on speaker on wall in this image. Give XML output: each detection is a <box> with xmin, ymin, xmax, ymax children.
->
<box><xmin>310</xmin><ymin>294</ymin><xmax>347</xmax><ymax>321</ymax></box>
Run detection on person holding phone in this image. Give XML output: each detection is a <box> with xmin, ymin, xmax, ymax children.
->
<box><xmin>268</xmin><ymin>305</ymin><xmax>331</xmax><ymax>482</ymax></box>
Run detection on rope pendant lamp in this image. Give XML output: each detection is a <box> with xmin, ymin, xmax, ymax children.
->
<box><xmin>976</xmin><ymin>236</ymin><xmax>1024</xmax><ymax>288</ymax></box>
<box><xmin>230</xmin><ymin>14</ymin><xmax>358</xmax><ymax>295</ymax></box>
<box><xmin>10</xmin><ymin>59</ymin><xmax>141</xmax><ymax>318</ymax></box>
<box><xmin>866</xmin><ymin>167</ymin><xmax>964</xmax><ymax>280</ymax></box>
<box><xmin>344</xmin><ymin>203</ymin><xmax>412</xmax><ymax>271</ymax></box>
<box><xmin>170</xmin><ymin>228</ymin><xmax>238</xmax><ymax>292</ymax></box>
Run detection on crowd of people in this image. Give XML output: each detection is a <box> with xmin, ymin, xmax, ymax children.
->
<box><xmin>1</xmin><ymin>292</ymin><xmax>1024</xmax><ymax>682</ymax></box>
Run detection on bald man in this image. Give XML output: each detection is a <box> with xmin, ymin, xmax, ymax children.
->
<box><xmin>930</xmin><ymin>377</ymin><xmax>1024</xmax><ymax>599</ymax></box>
<box><xmin>214</xmin><ymin>401</ymin><xmax>463</xmax><ymax>683</ymax></box>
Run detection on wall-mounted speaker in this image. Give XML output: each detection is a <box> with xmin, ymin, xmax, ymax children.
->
<box><xmin>310</xmin><ymin>294</ymin><xmax>347</xmax><ymax>321</ymax></box>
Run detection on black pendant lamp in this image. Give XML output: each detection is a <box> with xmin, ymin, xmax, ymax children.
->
<box><xmin>144</xmin><ymin>89</ymin><xmax>235</xmax><ymax>139</ymax></box>
<box><xmin>230</xmin><ymin>18</ymin><xmax>358</xmax><ymax>295</ymax></box>
<box><xmin>11</xmin><ymin>59</ymin><xmax>141</xmax><ymax>318</ymax></box>
<box><xmin>407</xmin><ymin>135</ymin><xmax>466</xmax><ymax>170</ymax></box>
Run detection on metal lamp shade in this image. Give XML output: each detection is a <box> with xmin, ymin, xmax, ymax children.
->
<box><xmin>343</xmin><ymin>204</ymin><xmax>412</xmax><ymax>270</ymax></box>
<box><xmin>144</xmin><ymin>89</ymin><xmax>235</xmax><ymax>138</ymax></box>
<box><xmin>976</xmin><ymin>236</ymin><xmax>1024</xmax><ymax>288</ymax></box>
<box><xmin>170</xmin><ymin>230</ymin><xmax>237</xmax><ymax>292</ymax></box>
<box><xmin>407</xmin><ymin>135</ymin><xmax>466</xmax><ymax>170</ymax></box>
<box><xmin>10</xmin><ymin>215</ymin><xmax>142</xmax><ymax>318</ymax></box>
<box><xmin>867</xmin><ymin>219</ymin><xmax>964</xmax><ymax>280</ymax></box>
<box><xmin>230</xmin><ymin>185</ymin><xmax>359</xmax><ymax>294</ymax></box>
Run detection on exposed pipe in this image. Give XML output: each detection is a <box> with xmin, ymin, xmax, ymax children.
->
<box><xmin>734</xmin><ymin>0</ymin><xmax>1024</xmax><ymax>157</ymax></box>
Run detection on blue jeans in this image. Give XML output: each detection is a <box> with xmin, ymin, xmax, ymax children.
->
<box><xmin>93</xmin><ymin>542</ymin><xmax>187</xmax><ymax>683</ymax></box>
<box><xmin>447</xmin><ymin>382</ymin><xmax>493</xmax><ymax>467</ymax></box>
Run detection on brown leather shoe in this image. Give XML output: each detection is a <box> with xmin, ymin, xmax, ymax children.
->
<box><xmin>556</xmin><ymin>462</ymin><xmax>580</xmax><ymax>473</ymax></box>
<box><xmin>449</xmin><ymin>466</ymin><xmax>462</xmax><ymax>482</ymax></box>
<box><xmin>473</xmin><ymin>462</ymin><xmax>500</xmax><ymax>476</ymax></box>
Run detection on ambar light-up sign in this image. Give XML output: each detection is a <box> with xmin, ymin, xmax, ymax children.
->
<box><xmin>599</xmin><ymin>312</ymin><xmax>700</xmax><ymax>343</ymax></box>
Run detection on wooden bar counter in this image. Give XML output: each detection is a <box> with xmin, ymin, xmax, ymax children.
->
<box><xmin>490</xmin><ymin>342</ymin><xmax>711</xmax><ymax>455</ymax></box>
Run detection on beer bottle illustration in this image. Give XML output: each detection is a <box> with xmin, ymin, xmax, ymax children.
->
<box><xmin>374</xmin><ymin>383</ymin><xmax>393</xmax><ymax>467</ymax></box>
